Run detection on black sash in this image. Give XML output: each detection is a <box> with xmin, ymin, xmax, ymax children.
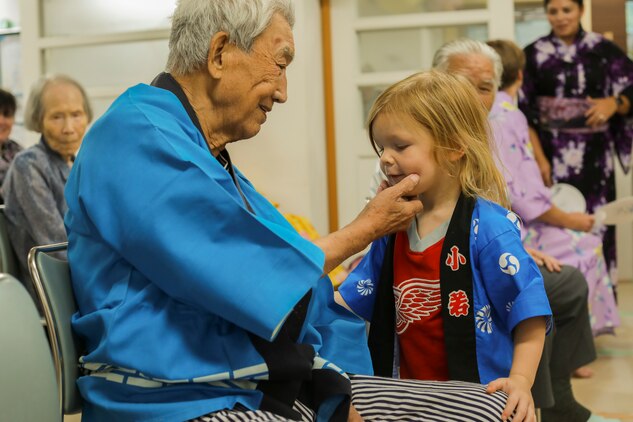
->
<box><xmin>368</xmin><ymin>193</ymin><xmax>480</xmax><ymax>383</ymax></box>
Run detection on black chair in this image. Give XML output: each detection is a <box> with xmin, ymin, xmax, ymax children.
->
<box><xmin>0</xmin><ymin>205</ymin><xmax>19</xmax><ymax>278</ymax></box>
<box><xmin>28</xmin><ymin>242</ymin><xmax>84</xmax><ymax>416</ymax></box>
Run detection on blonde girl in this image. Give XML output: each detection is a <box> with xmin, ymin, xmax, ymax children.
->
<box><xmin>338</xmin><ymin>70</ymin><xmax>551</xmax><ymax>422</ymax></box>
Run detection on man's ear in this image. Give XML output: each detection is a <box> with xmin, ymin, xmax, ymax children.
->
<box><xmin>517</xmin><ymin>69</ymin><xmax>524</xmax><ymax>84</ymax></box>
<box><xmin>207</xmin><ymin>32</ymin><xmax>230</xmax><ymax>79</ymax></box>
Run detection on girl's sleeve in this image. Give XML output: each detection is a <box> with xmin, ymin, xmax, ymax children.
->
<box><xmin>477</xmin><ymin>223</ymin><xmax>552</xmax><ymax>334</ymax></box>
<box><xmin>337</xmin><ymin>236</ymin><xmax>388</xmax><ymax>321</ymax></box>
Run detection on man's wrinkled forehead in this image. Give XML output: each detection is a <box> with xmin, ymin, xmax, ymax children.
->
<box><xmin>447</xmin><ymin>54</ymin><xmax>495</xmax><ymax>85</ymax></box>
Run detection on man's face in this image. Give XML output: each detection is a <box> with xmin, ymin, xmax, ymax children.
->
<box><xmin>216</xmin><ymin>13</ymin><xmax>295</xmax><ymax>142</ymax></box>
<box><xmin>446</xmin><ymin>53</ymin><xmax>496</xmax><ymax>112</ymax></box>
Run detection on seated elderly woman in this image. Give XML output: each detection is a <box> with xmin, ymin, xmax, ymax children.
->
<box><xmin>64</xmin><ymin>1</ymin><xmax>518</xmax><ymax>421</ymax></box>
<box><xmin>2</xmin><ymin>75</ymin><xmax>91</xmax><ymax>292</ymax></box>
<box><xmin>0</xmin><ymin>88</ymin><xmax>22</xmax><ymax>199</ymax></box>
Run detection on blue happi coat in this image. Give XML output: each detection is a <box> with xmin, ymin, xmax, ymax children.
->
<box><xmin>339</xmin><ymin>198</ymin><xmax>552</xmax><ymax>384</ymax></box>
<box><xmin>65</xmin><ymin>83</ymin><xmax>371</xmax><ymax>422</ymax></box>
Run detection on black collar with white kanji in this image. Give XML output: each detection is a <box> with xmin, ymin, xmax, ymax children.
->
<box><xmin>368</xmin><ymin>193</ymin><xmax>480</xmax><ymax>383</ymax></box>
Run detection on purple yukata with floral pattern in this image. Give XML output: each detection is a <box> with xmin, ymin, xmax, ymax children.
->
<box><xmin>491</xmin><ymin>91</ymin><xmax>619</xmax><ymax>335</ymax></box>
<box><xmin>520</xmin><ymin>29</ymin><xmax>633</xmax><ymax>279</ymax></box>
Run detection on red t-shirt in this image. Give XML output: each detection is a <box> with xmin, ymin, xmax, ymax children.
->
<box><xmin>393</xmin><ymin>231</ymin><xmax>449</xmax><ymax>381</ymax></box>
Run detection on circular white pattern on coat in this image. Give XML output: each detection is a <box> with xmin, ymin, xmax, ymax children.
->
<box><xmin>476</xmin><ymin>305</ymin><xmax>493</xmax><ymax>334</ymax></box>
<box><xmin>499</xmin><ymin>253</ymin><xmax>520</xmax><ymax>275</ymax></box>
<box><xmin>356</xmin><ymin>279</ymin><xmax>374</xmax><ymax>296</ymax></box>
<box><xmin>506</xmin><ymin>211</ymin><xmax>521</xmax><ymax>231</ymax></box>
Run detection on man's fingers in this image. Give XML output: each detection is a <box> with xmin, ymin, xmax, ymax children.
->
<box><xmin>402</xmin><ymin>198</ymin><xmax>423</xmax><ymax>215</ymax></box>
<box><xmin>390</xmin><ymin>174</ymin><xmax>420</xmax><ymax>197</ymax></box>
<box><xmin>376</xmin><ymin>180</ymin><xmax>389</xmax><ymax>195</ymax></box>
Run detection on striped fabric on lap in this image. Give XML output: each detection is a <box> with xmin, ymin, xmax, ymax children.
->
<box><xmin>190</xmin><ymin>375</ymin><xmax>511</xmax><ymax>421</ymax></box>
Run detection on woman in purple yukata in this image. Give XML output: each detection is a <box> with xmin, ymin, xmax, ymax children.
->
<box><xmin>519</xmin><ymin>0</ymin><xmax>633</xmax><ymax>281</ymax></box>
<box><xmin>488</xmin><ymin>39</ymin><xmax>620</xmax><ymax>336</ymax></box>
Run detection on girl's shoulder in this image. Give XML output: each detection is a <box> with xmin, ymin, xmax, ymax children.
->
<box><xmin>472</xmin><ymin>198</ymin><xmax>522</xmax><ymax>245</ymax></box>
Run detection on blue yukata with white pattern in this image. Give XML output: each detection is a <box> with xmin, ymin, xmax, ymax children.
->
<box><xmin>339</xmin><ymin>197</ymin><xmax>552</xmax><ymax>384</ymax></box>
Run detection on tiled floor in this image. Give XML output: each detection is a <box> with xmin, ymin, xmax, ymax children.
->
<box><xmin>572</xmin><ymin>280</ymin><xmax>633</xmax><ymax>422</ymax></box>
<box><xmin>64</xmin><ymin>282</ymin><xmax>633</xmax><ymax>422</ymax></box>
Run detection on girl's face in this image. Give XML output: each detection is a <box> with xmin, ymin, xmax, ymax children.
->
<box><xmin>373</xmin><ymin>112</ymin><xmax>449</xmax><ymax>199</ymax></box>
<box><xmin>546</xmin><ymin>0</ymin><xmax>583</xmax><ymax>43</ymax></box>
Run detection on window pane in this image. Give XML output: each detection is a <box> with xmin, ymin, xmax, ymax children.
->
<box><xmin>515</xmin><ymin>5</ymin><xmax>549</xmax><ymax>48</ymax></box>
<box><xmin>360</xmin><ymin>85</ymin><xmax>388</xmax><ymax>124</ymax></box>
<box><xmin>359</xmin><ymin>29</ymin><xmax>421</xmax><ymax>73</ymax></box>
<box><xmin>358</xmin><ymin>0</ymin><xmax>488</xmax><ymax>17</ymax></box>
<box><xmin>44</xmin><ymin>40</ymin><xmax>169</xmax><ymax>88</ymax></box>
<box><xmin>42</xmin><ymin>0</ymin><xmax>175</xmax><ymax>36</ymax></box>
<box><xmin>358</xmin><ymin>24</ymin><xmax>488</xmax><ymax>73</ymax></box>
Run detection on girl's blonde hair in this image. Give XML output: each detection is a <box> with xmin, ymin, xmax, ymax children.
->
<box><xmin>367</xmin><ymin>70</ymin><xmax>509</xmax><ymax>208</ymax></box>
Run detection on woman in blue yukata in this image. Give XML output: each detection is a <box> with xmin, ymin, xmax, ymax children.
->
<box><xmin>520</xmin><ymin>0</ymin><xmax>633</xmax><ymax>281</ymax></box>
<box><xmin>337</xmin><ymin>70</ymin><xmax>552</xmax><ymax>422</ymax></box>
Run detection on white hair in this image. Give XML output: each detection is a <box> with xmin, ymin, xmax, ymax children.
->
<box><xmin>166</xmin><ymin>0</ymin><xmax>295</xmax><ymax>76</ymax></box>
<box><xmin>432</xmin><ymin>38</ymin><xmax>503</xmax><ymax>89</ymax></box>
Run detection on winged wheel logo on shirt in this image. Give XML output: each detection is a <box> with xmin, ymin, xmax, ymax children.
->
<box><xmin>394</xmin><ymin>278</ymin><xmax>441</xmax><ymax>334</ymax></box>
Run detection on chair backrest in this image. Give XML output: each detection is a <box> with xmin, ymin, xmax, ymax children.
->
<box><xmin>28</xmin><ymin>242</ymin><xmax>83</xmax><ymax>415</ymax></box>
<box><xmin>0</xmin><ymin>274</ymin><xmax>60</xmax><ymax>422</ymax></box>
<box><xmin>0</xmin><ymin>205</ymin><xmax>19</xmax><ymax>277</ymax></box>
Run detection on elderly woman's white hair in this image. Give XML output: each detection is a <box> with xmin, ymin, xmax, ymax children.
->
<box><xmin>24</xmin><ymin>74</ymin><xmax>93</xmax><ymax>133</ymax></box>
<box><xmin>432</xmin><ymin>38</ymin><xmax>503</xmax><ymax>89</ymax></box>
<box><xmin>166</xmin><ymin>0</ymin><xmax>295</xmax><ymax>76</ymax></box>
